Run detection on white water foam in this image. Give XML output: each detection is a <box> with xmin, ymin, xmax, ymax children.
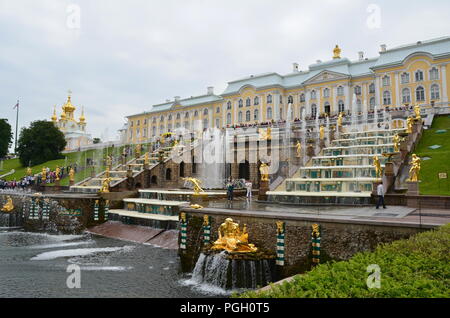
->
<box><xmin>79</xmin><ymin>266</ymin><xmax>133</xmax><ymax>271</ymax></box>
<box><xmin>28</xmin><ymin>241</ymin><xmax>94</xmax><ymax>249</ymax></box>
<box><xmin>31</xmin><ymin>247</ymin><xmax>126</xmax><ymax>261</ymax></box>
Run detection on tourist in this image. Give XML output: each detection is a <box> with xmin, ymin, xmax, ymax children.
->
<box><xmin>245</xmin><ymin>180</ymin><xmax>252</xmax><ymax>200</ymax></box>
<box><xmin>226</xmin><ymin>180</ymin><xmax>234</xmax><ymax>201</ymax></box>
<box><xmin>376</xmin><ymin>183</ymin><xmax>387</xmax><ymax>209</ymax></box>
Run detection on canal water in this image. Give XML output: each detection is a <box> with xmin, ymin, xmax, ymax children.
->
<box><xmin>0</xmin><ymin>230</ymin><xmax>224</xmax><ymax>298</ymax></box>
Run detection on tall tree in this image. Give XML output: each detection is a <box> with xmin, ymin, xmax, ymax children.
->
<box><xmin>0</xmin><ymin>119</ymin><xmax>13</xmax><ymax>158</ymax></box>
<box><xmin>17</xmin><ymin>120</ymin><xmax>67</xmax><ymax>167</ymax></box>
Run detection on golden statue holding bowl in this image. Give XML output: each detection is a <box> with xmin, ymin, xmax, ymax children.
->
<box><xmin>211</xmin><ymin>218</ymin><xmax>257</xmax><ymax>253</ymax></box>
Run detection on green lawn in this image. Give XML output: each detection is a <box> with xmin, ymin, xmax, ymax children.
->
<box><xmin>0</xmin><ymin>145</ymin><xmax>127</xmax><ymax>183</ymax></box>
<box><xmin>238</xmin><ymin>224</ymin><xmax>450</xmax><ymax>298</ymax></box>
<box><xmin>414</xmin><ymin>115</ymin><xmax>450</xmax><ymax>195</ymax></box>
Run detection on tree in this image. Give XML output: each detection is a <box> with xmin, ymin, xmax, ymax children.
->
<box><xmin>93</xmin><ymin>138</ymin><xmax>101</xmax><ymax>144</ymax></box>
<box><xmin>0</xmin><ymin>119</ymin><xmax>13</xmax><ymax>158</ymax></box>
<box><xmin>17</xmin><ymin>120</ymin><xmax>67</xmax><ymax>167</ymax></box>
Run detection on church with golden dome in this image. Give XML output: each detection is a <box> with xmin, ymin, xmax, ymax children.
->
<box><xmin>51</xmin><ymin>91</ymin><xmax>93</xmax><ymax>151</ymax></box>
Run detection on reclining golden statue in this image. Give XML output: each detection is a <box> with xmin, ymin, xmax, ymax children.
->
<box><xmin>211</xmin><ymin>218</ymin><xmax>258</xmax><ymax>253</ymax></box>
<box><xmin>1</xmin><ymin>196</ymin><xmax>14</xmax><ymax>213</ymax></box>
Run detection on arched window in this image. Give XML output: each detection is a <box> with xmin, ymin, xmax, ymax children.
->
<box><xmin>238</xmin><ymin>99</ymin><xmax>243</xmax><ymax>108</ymax></box>
<box><xmin>383</xmin><ymin>91</ymin><xmax>391</xmax><ymax>105</ymax></box>
<box><xmin>267</xmin><ymin>107</ymin><xmax>273</xmax><ymax>120</ymax></box>
<box><xmin>431</xmin><ymin>84</ymin><xmax>440</xmax><ymax>100</ymax></box>
<box><xmin>354</xmin><ymin>86</ymin><xmax>362</xmax><ymax>95</ymax></box>
<box><xmin>179</xmin><ymin>162</ymin><xmax>185</xmax><ymax>178</ymax></box>
<box><xmin>238</xmin><ymin>111</ymin><xmax>243</xmax><ymax>122</ymax></box>
<box><xmin>203</xmin><ymin>118</ymin><xmax>209</xmax><ymax>129</ymax></box>
<box><xmin>288</xmin><ymin>95</ymin><xmax>294</xmax><ymax>104</ymax></box>
<box><xmin>300</xmin><ymin>93</ymin><xmax>305</xmax><ymax>102</ymax></box>
<box><xmin>185</xmin><ymin>112</ymin><xmax>189</xmax><ymax>118</ymax></box>
<box><xmin>324</xmin><ymin>102</ymin><xmax>331</xmax><ymax>115</ymax></box>
<box><xmin>279</xmin><ymin>95</ymin><xmax>283</xmax><ymax>104</ymax></box>
<box><xmin>323</xmin><ymin>88</ymin><xmax>330</xmax><ymax>98</ymax></box>
<box><xmin>369</xmin><ymin>97</ymin><xmax>375</xmax><ymax>110</ymax></box>
<box><xmin>382</xmin><ymin>75</ymin><xmax>390</xmax><ymax>86</ymax></box>
<box><xmin>356</xmin><ymin>99</ymin><xmax>362</xmax><ymax>113</ymax></box>
<box><xmin>176</xmin><ymin>113</ymin><xmax>181</xmax><ymax>120</ymax></box>
<box><xmin>311</xmin><ymin>104</ymin><xmax>317</xmax><ymax>118</ymax></box>
<box><xmin>168</xmin><ymin>114</ymin><xmax>172</xmax><ymax>121</ymax></box>
<box><xmin>216</xmin><ymin>107</ymin><xmax>220</xmax><ymax>113</ymax></box>
<box><xmin>203</xmin><ymin>108</ymin><xmax>208</xmax><ymax>115</ymax></box>
<box><xmin>160</xmin><ymin>115</ymin><xmax>164</xmax><ymax>122</ymax></box>
<box><xmin>337</xmin><ymin>86</ymin><xmax>344</xmax><ymax>96</ymax></box>
<box><xmin>254</xmin><ymin>109</ymin><xmax>259</xmax><ymax>121</ymax></box>
<box><xmin>152</xmin><ymin>126</ymin><xmax>156</xmax><ymax>136</ymax></box>
<box><xmin>254</xmin><ymin>96</ymin><xmax>259</xmax><ymax>105</ymax></box>
<box><xmin>227</xmin><ymin>101</ymin><xmax>232</xmax><ymax>110</ymax></box>
<box><xmin>311</xmin><ymin>90</ymin><xmax>317</xmax><ymax>99</ymax></box>
<box><xmin>401</xmin><ymin>72</ymin><xmax>410</xmax><ymax>84</ymax></box>
<box><xmin>194</xmin><ymin>110</ymin><xmax>198</xmax><ymax>117</ymax></box>
<box><xmin>152</xmin><ymin>117</ymin><xmax>156</xmax><ymax>123</ymax></box>
<box><xmin>402</xmin><ymin>88</ymin><xmax>411</xmax><ymax>103</ymax></box>
<box><xmin>338</xmin><ymin>100</ymin><xmax>345</xmax><ymax>113</ymax></box>
<box><xmin>415</xmin><ymin>70</ymin><xmax>424</xmax><ymax>82</ymax></box>
<box><xmin>165</xmin><ymin>168</ymin><xmax>172</xmax><ymax>181</ymax></box>
<box><xmin>215</xmin><ymin>118</ymin><xmax>220</xmax><ymax>128</ymax></box>
<box><xmin>279</xmin><ymin>108</ymin><xmax>283</xmax><ymax>120</ymax></box>
<box><xmin>267</xmin><ymin>95</ymin><xmax>272</xmax><ymax>104</ymax></box>
<box><xmin>430</xmin><ymin>67</ymin><xmax>439</xmax><ymax>81</ymax></box>
<box><xmin>246</xmin><ymin>98</ymin><xmax>251</xmax><ymax>107</ymax></box>
<box><xmin>369</xmin><ymin>83</ymin><xmax>375</xmax><ymax>94</ymax></box>
<box><xmin>227</xmin><ymin>113</ymin><xmax>232</xmax><ymax>125</ymax></box>
<box><xmin>416</xmin><ymin>86</ymin><xmax>425</xmax><ymax>101</ymax></box>
<box><xmin>246</xmin><ymin>110</ymin><xmax>251</xmax><ymax>122</ymax></box>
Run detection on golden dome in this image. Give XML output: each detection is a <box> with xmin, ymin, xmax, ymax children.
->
<box><xmin>79</xmin><ymin>107</ymin><xmax>86</xmax><ymax>123</ymax></box>
<box><xmin>51</xmin><ymin>107</ymin><xmax>57</xmax><ymax>122</ymax></box>
<box><xmin>62</xmin><ymin>92</ymin><xmax>76</xmax><ymax>114</ymax></box>
<box><xmin>60</xmin><ymin>111</ymin><xmax>67</xmax><ymax>120</ymax></box>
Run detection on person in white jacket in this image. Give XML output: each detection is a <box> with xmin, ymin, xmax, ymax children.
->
<box><xmin>245</xmin><ymin>180</ymin><xmax>252</xmax><ymax>200</ymax></box>
<box><xmin>376</xmin><ymin>183</ymin><xmax>387</xmax><ymax>209</ymax></box>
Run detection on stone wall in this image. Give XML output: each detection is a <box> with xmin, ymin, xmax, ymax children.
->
<box><xmin>179</xmin><ymin>207</ymin><xmax>433</xmax><ymax>278</ymax></box>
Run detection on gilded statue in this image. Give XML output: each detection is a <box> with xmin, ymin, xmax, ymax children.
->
<box><xmin>373</xmin><ymin>155</ymin><xmax>382</xmax><ymax>178</ymax></box>
<box><xmin>190</xmin><ymin>204</ymin><xmax>203</xmax><ymax>209</ymax></box>
<box><xmin>406</xmin><ymin>116</ymin><xmax>414</xmax><ymax>134</ymax></box>
<box><xmin>100</xmin><ymin>177</ymin><xmax>111</xmax><ymax>193</ymax></box>
<box><xmin>333</xmin><ymin>45</ymin><xmax>341</xmax><ymax>59</ymax></box>
<box><xmin>144</xmin><ymin>152</ymin><xmax>149</xmax><ymax>165</ymax></box>
<box><xmin>42</xmin><ymin>167</ymin><xmax>47</xmax><ymax>181</ymax></box>
<box><xmin>180</xmin><ymin>212</ymin><xmax>187</xmax><ymax>223</ymax></box>
<box><xmin>55</xmin><ymin>166</ymin><xmax>60</xmax><ymax>181</ymax></box>
<box><xmin>135</xmin><ymin>144</ymin><xmax>142</xmax><ymax>156</ymax></box>
<box><xmin>259</xmin><ymin>127</ymin><xmax>272</xmax><ymax>140</ymax></box>
<box><xmin>69</xmin><ymin>168</ymin><xmax>75</xmax><ymax>182</ymax></box>
<box><xmin>259</xmin><ymin>163</ymin><xmax>270</xmax><ymax>182</ymax></box>
<box><xmin>1</xmin><ymin>196</ymin><xmax>14</xmax><ymax>213</ymax></box>
<box><xmin>203</xmin><ymin>215</ymin><xmax>209</xmax><ymax>226</ymax></box>
<box><xmin>296</xmin><ymin>141</ymin><xmax>302</xmax><ymax>158</ymax></box>
<box><xmin>414</xmin><ymin>104</ymin><xmax>421</xmax><ymax>120</ymax></box>
<box><xmin>408</xmin><ymin>154</ymin><xmax>421</xmax><ymax>182</ymax></box>
<box><xmin>26</xmin><ymin>167</ymin><xmax>32</xmax><ymax>176</ymax></box>
<box><xmin>312</xmin><ymin>224</ymin><xmax>320</xmax><ymax>237</ymax></box>
<box><xmin>106</xmin><ymin>156</ymin><xmax>112</xmax><ymax>167</ymax></box>
<box><xmin>319</xmin><ymin>126</ymin><xmax>325</xmax><ymax>140</ymax></box>
<box><xmin>183</xmin><ymin>177</ymin><xmax>205</xmax><ymax>195</ymax></box>
<box><xmin>276</xmin><ymin>221</ymin><xmax>285</xmax><ymax>235</ymax></box>
<box><xmin>337</xmin><ymin>112</ymin><xmax>344</xmax><ymax>127</ymax></box>
<box><xmin>105</xmin><ymin>167</ymin><xmax>110</xmax><ymax>178</ymax></box>
<box><xmin>211</xmin><ymin>218</ymin><xmax>257</xmax><ymax>253</ymax></box>
<box><xmin>392</xmin><ymin>134</ymin><xmax>403</xmax><ymax>153</ymax></box>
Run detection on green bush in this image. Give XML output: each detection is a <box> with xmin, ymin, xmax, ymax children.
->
<box><xmin>238</xmin><ymin>224</ymin><xmax>450</xmax><ymax>298</ymax></box>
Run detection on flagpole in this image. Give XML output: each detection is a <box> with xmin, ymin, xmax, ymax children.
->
<box><xmin>14</xmin><ymin>100</ymin><xmax>19</xmax><ymax>154</ymax></box>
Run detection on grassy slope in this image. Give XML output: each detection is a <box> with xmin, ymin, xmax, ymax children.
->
<box><xmin>0</xmin><ymin>146</ymin><xmax>125</xmax><ymax>184</ymax></box>
<box><xmin>238</xmin><ymin>224</ymin><xmax>450</xmax><ymax>298</ymax></box>
<box><xmin>414</xmin><ymin>115</ymin><xmax>450</xmax><ymax>195</ymax></box>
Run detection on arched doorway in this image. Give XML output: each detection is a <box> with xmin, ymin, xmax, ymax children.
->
<box><xmin>238</xmin><ymin>160</ymin><xmax>250</xmax><ymax>180</ymax></box>
<box><xmin>166</xmin><ymin>168</ymin><xmax>172</xmax><ymax>180</ymax></box>
<box><xmin>151</xmin><ymin>175</ymin><xmax>158</xmax><ymax>185</ymax></box>
<box><xmin>179</xmin><ymin>162</ymin><xmax>185</xmax><ymax>177</ymax></box>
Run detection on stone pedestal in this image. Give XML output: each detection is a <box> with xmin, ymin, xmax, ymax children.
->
<box><xmin>55</xmin><ymin>179</ymin><xmax>60</xmax><ymax>187</ymax></box>
<box><xmin>69</xmin><ymin>180</ymin><xmax>74</xmax><ymax>186</ymax></box>
<box><xmin>406</xmin><ymin>181</ymin><xmax>419</xmax><ymax>196</ymax></box>
<box><xmin>384</xmin><ymin>162</ymin><xmax>394</xmax><ymax>176</ymax></box>
<box><xmin>319</xmin><ymin>139</ymin><xmax>325</xmax><ymax>148</ymax></box>
<box><xmin>258</xmin><ymin>180</ymin><xmax>269</xmax><ymax>201</ymax></box>
<box><xmin>307</xmin><ymin>144</ymin><xmax>315</xmax><ymax>157</ymax></box>
<box><xmin>190</xmin><ymin>193</ymin><xmax>209</xmax><ymax>207</ymax></box>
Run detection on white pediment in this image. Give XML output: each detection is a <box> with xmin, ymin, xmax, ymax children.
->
<box><xmin>303</xmin><ymin>70</ymin><xmax>349</xmax><ymax>85</ymax></box>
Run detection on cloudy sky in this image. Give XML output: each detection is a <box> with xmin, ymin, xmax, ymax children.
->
<box><xmin>1</xmin><ymin>0</ymin><xmax>449</xmax><ymax>146</ymax></box>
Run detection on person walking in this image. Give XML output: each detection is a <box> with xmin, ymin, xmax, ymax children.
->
<box><xmin>376</xmin><ymin>183</ymin><xmax>386</xmax><ymax>209</ymax></box>
<box><xmin>227</xmin><ymin>181</ymin><xmax>234</xmax><ymax>201</ymax></box>
<box><xmin>245</xmin><ymin>180</ymin><xmax>252</xmax><ymax>200</ymax></box>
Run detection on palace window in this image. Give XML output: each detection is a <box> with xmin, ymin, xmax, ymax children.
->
<box><xmin>383</xmin><ymin>91</ymin><xmax>391</xmax><ymax>105</ymax></box>
<box><xmin>203</xmin><ymin>108</ymin><xmax>208</xmax><ymax>115</ymax></box>
<box><xmin>246</xmin><ymin>110</ymin><xmax>251</xmax><ymax>122</ymax></box>
<box><xmin>369</xmin><ymin>83</ymin><xmax>375</xmax><ymax>94</ymax></box>
<box><xmin>254</xmin><ymin>109</ymin><xmax>259</xmax><ymax>121</ymax></box>
<box><xmin>238</xmin><ymin>111</ymin><xmax>243</xmax><ymax>122</ymax></box>
<box><xmin>311</xmin><ymin>104</ymin><xmax>317</xmax><ymax>118</ymax></box>
<box><xmin>338</xmin><ymin>100</ymin><xmax>345</xmax><ymax>113</ymax></box>
<box><xmin>267</xmin><ymin>95</ymin><xmax>272</xmax><ymax>104</ymax></box>
<box><xmin>144</xmin><ymin>119</ymin><xmax>147</xmax><ymax>125</ymax></box>
<box><xmin>160</xmin><ymin>116</ymin><xmax>164</xmax><ymax>122</ymax></box>
<box><xmin>137</xmin><ymin>120</ymin><xmax>140</xmax><ymax>126</ymax></box>
<box><xmin>401</xmin><ymin>72</ymin><xmax>410</xmax><ymax>84</ymax></box>
<box><xmin>194</xmin><ymin>110</ymin><xmax>198</xmax><ymax>117</ymax></box>
<box><xmin>323</xmin><ymin>88</ymin><xmax>330</xmax><ymax>98</ymax></box>
<box><xmin>369</xmin><ymin>97</ymin><xmax>375</xmax><ymax>110</ymax></box>
<box><xmin>227</xmin><ymin>113</ymin><xmax>232</xmax><ymax>125</ymax></box>
<box><xmin>382</xmin><ymin>75</ymin><xmax>390</xmax><ymax>87</ymax></box>
<box><xmin>324</xmin><ymin>102</ymin><xmax>331</xmax><ymax>115</ymax></box>
<box><xmin>300</xmin><ymin>93</ymin><xmax>305</xmax><ymax>102</ymax></box>
<box><xmin>153</xmin><ymin>118</ymin><xmax>156</xmax><ymax>123</ymax></box>
<box><xmin>203</xmin><ymin>119</ymin><xmax>209</xmax><ymax>129</ymax></box>
<box><xmin>227</xmin><ymin>101</ymin><xmax>232</xmax><ymax>110</ymax></box>
<box><xmin>337</xmin><ymin>86</ymin><xmax>344</xmax><ymax>96</ymax></box>
<box><xmin>431</xmin><ymin>84</ymin><xmax>440</xmax><ymax>100</ymax></box>
<box><xmin>415</xmin><ymin>70</ymin><xmax>424</xmax><ymax>82</ymax></box>
<box><xmin>185</xmin><ymin>112</ymin><xmax>189</xmax><ymax>118</ymax></box>
<box><xmin>216</xmin><ymin>107</ymin><xmax>220</xmax><ymax>114</ymax></box>
<box><xmin>168</xmin><ymin>115</ymin><xmax>172</xmax><ymax>121</ymax></box>
<box><xmin>152</xmin><ymin>127</ymin><xmax>156</xmax><ymax>136</ymax></box>
<box><xmin>267</xmin><ymin>107</ymin><xmax>273</xmax><ymax>120</ymax></box>
<box><xmin>246</xmin><ymin>98</ymin><xmax>251</xmax><ymax>107</ymax></box>
<box><xmin>354</xmin><ymin>86</ymin><xmax>362</xmax><ymax>95</ymax></box>
<box><xmin>215</xmin><ymin>118</ymin><xmax>220</xmax><ymax>128</ymax></box>
<box><xmin>416</xmin><ymin>86</ymin><xmax>425</xmax><ymax>101</ymax></box>
<box><xmin>402</xmin><ymin>88</ymin><xmax>411</xmax><ymax>103</ymax></box>
<box><xmin>184</xmin><ymin>121</ymin><xmax>189</xmax><ymax>129</ymax></box>
<box><xmin>311</xmin><ymin>90</ymin><xmax>317</xmax><ymax>99</ymax></box>
<box><xmin>254</xmin><ymin>96</ymin><xmax>259</xmax><ymax>105</ymax></box>
<box><xmin>356</xmin><ymin>99</ymin><xmax>362</xmax><ymax>113</ymax></box>
<box><xmin>288</xmin><ymin>95</ymin><xmax>294</xmax><ymax>104</ymax></box>
<box><xmin>238</xmin><ymin>99</ymin><xmax>243</xmax><ymax>108</ymax></box>
<box><xmin>430</xmin><ymin>67</ymin><xmax>439</xmax><ymax>81</ymax></box>
<box><xmin>176</xmin><ymin>113</ymin><xmax>181</xmax><ymax>120</ymax></box>
<box><xmin>176</xmin><ymin>123</ymin><xmax>180</xmax><ymax>128</ymax></box>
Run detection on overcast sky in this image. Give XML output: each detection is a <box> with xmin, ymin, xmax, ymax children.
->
<box><xmin>1</xmin><ymin>0</ymin><xmax>449</xmax><ymax>146</ymax></box>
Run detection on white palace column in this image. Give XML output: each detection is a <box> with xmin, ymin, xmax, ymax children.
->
<box><xmin>259</xmin><ymin>94</ymin><xmax>263</xmax><ymax>122</ymax></box>
<box><xmin>317</xmin><ymin>87</ymin><xmax>321</xmax><ymax>115</ymax></box>
<box><xmin>375</xmin><ymin>75</ymin><xmax>381</xmax><ymax>107</ymax></box>
<box><xmin>273</xmin><ymin>91</ymin><xmax>280</xmax><ymax>121</ymax></box>
<box><xmin>234</xmin><ymin>99</ymin><xmax>238</xmax><ymax>125</ymax></box>
<box><xmin>441</xmin><ymin>64</ymin><xmax>448</xmax><ymax>104</ymax></box>
<box><xmin>394</xmin><ymin>71</ymin><xmax>400</xmax><ymax>107</ymax></box>
<box><xmin>345</xmin><ymin>84</ymin><xmax>351</xmax><ymax>113</ymax></box>
<box><xmin>305</xmin><ymin>89</ymin><xmax>311</xmax><ymax>117</ymax></box>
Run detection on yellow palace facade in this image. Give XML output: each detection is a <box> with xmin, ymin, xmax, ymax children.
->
<box><xmin>126</xmin><ymin>37</ymin><xmax>450</xmax><ymax>144</ymax></box>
